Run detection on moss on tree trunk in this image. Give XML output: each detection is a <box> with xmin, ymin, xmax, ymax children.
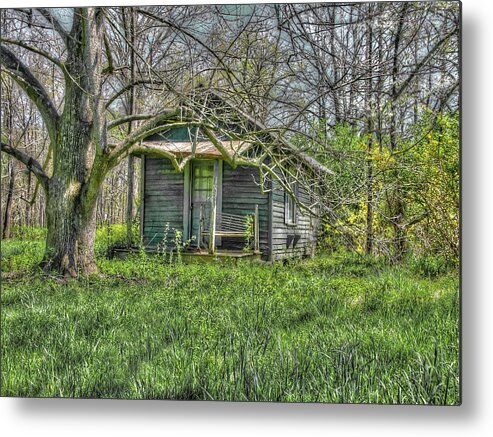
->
<box><xmin>42</xmin><ymin>175</ymin><xmax>99</xmax><ymax>276</ymax></box>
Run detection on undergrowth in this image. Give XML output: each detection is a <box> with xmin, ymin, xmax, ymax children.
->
<box><xmin>0</xmin><ymin>230</ymin><xmax>460</xmax><ymax>404</ymax></box>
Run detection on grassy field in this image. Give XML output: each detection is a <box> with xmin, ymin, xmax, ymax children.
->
<box><xmin>1</xmin><ymin>236</ymin><xmax>460</xmax><ymax>404</ymax></box>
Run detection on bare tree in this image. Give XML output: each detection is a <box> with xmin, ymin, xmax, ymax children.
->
<box><xmin>1</xmin><ymin>6</ymin><xmax>333</xmax><ymax>275</ymax></box>
<box><xmin>0</xmin><ymin>3</ymin><xmax>459</xmax><ymax>266</ymax></box>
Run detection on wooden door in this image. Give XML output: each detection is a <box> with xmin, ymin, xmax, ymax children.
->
<box><xmin>190</xmin><ymin>161</ymin><xmax>214</xmax><ymax>245</ymax></box>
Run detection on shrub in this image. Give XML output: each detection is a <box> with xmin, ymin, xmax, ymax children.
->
<box><xmin>0</xmin><ymin>240</ymin><xmax>44</xmax><ymax>273</ymax></box>
<box><xmin>409</xmin><ymin>254</ymin><xmax>457</xmax><ymax>278</ymax></box>
<box><xmin>95</xmin><ymin>223</ymin><xmax>139</xmax><ymax>258</ymax></box>
<box><xmin>9</xmin><ymin>225</ymin><xmax>47</xmax><ymax>241</ymax></box>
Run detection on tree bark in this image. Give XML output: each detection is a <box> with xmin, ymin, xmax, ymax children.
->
<box><xmin>388</xmin><ymin>3</ymin><xmax>409</xmax><ymax>263</ymax></box>
<box><xmin>365</xmin><ymin>5</ymin><xmax>374</xmax><ymax>256</ymax></box>
<box><xmin>25</xmin><ymin>157</ymin><xmax>32</xmax><ymax>227</ymax></box>
<box><xmin>2</xmin><ymin>81</ymin><xmax>15</xmax><ymax>240</ymax></box>
<box><xmin>39</xmin><ymin>7</ymin><xmax>107</xmax><ymax>276</ymax></box>
<box><xmin>2</xmin><ymin>156</ymin><xmax>15</xmax><ymax>239</ymax></box>
<box><xmin>126</xmin><ymin>7</ymin><xmax>136</xmax><ymax>246</ymax></box>
<box><xmin>42</xmin><ymin>183</ymin><xmax>98</xmax><ymax>276</ymax></box>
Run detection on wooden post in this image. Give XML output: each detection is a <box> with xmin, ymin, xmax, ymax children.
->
<box><xmin>139</xmin><ymin>156</ymin><xmax>145</xmax><ymax>244</ymax></box>
<box><xmin>198</xmin><ymin>203</ymin><xmax>203</xmax><ymax>250</ymax></box>
<box><xmin>183</xmin><ymin>163</ymin><xmax>190</xmax><ymax>241</ymax></box>
<box><xmin>209</xmin><ymin>160</ymin><xmax>219</xmax><ymax>254</ymax></box>
<box><xmin>254</xmin><ymin>204</ymin><xmax>260</xmax><ymax>253</ymax></box>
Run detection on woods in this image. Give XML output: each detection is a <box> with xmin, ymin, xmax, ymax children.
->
<box><xmin>0</xmin><ymin>3</ymin><xmax>460</xmax><ymax>274</ymax></box>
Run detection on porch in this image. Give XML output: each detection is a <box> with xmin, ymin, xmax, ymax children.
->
<box><xmin>112</xmin><ymin>247</ymin><xmax>262</xmax><ymax>264</ymax></box>
<box><xmin>140</xmin><ymin>154</ymin><xmax>269</xmax><ymax>261</ymax></box>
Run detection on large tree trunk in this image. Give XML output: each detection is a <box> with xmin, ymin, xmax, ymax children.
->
<box><xmin>40</xmin><ymin>8</ymin><xmax>106</xmax><ymax>276</ymax></box>
<box><xmin>43</xmin><ymin>183</ymin><xmax>98</xmax><ymax>276</ymax></box>
<box><xmin>40</xmin><ymin>127</ymin><xmax>104</xmax><ymax>276</ymax></box>
<box><xmin>41</xmin><ymin>126</ymin><xmax>103</xmax><ymax>276</ymax></box>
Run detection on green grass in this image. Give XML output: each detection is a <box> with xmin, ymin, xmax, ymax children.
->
<box><xmin>0</xmin><ymin>236</ymin><xmax>460</xmax><ymax>404</ymax></box>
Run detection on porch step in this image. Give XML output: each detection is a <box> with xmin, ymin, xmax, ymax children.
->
<box><xmin>112</xmin><ymin>247</ymin><xmax>262</xmax><ymax>264</ymax></box>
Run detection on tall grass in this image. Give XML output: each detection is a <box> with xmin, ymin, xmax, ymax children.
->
<box><xmin>1</xmin><ymin>237</ymin><xmax>459</xmax><ymax>403</ymax></box>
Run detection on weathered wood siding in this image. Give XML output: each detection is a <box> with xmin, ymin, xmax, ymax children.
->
<box><xmin>269</xmin><ymin>177</ymin><xmax>318</xmax><ymax>261</ymax></box>
<box><xmin>221</xmin><ymin>164</ymin><xmax>270</xmax><ymax>259</ymax></box>
<box><xmin>142</xmin><ymin>157</ymin><xmax>317</xmax><ymax>260</ymax></box>
<box><xmin>143</xmin><ymin>157</ymin><xmax>184</xmax><ymax>247</ymax></box>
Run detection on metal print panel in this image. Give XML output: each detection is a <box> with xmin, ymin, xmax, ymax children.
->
<box><xmin>0</xmin><ymin>2</ymin><xmax>460</xmax><ymax>404</ymax></box>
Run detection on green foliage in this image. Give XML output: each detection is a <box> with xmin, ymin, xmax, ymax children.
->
<box><xmin>243</xmin><ymin>214</ymin><xmax>254</xmax><ymax>252</ymax></box>
<box><xmin>403</xmin><ymin>110</ymin><xmax>460</xmax><ymax>259</ymax></box>
<box><xmin>408</xmin><ymin>254</ymin><xmax>457</xmax><ymax>279</ymax></box>
<box><xmin>1</xmin><ymin>239</ymin><xmax>45</xmax><ymax>274</ymax></box>
<box><xmin>95</xmin><ymin>222</ymin><xmax>140</xmax><ymax>257</ymax></box>
<box><xmin>310</xmin><ymin>110</ymin><xmax>459</xmax><ymax>262</ymax></box>
<box><xmin>8</xmin><ymin>225</ymin><xmax>47</xmax><ymax>241</ymax></box>
<box><xmin>1</xmin><ymin>224</ymin><xmax>141</xmax><ymax>273</ymax></box>
<box><xmin>1</xmin><ymin>241</ymin><xmax>459</xmax><ymax>404</ymax></box>
<box><xmin>310</xmin><ymin>123</ymin><xmax>371</xmax><ymax>253</ymax></box>
<box><xmin>171</xmin><ymin>226</ymin><xmax>196</xmax><ymax>261</ymax></box>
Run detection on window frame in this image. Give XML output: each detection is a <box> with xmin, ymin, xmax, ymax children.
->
<box><xmin>284</xmin><ymin>180</ymin><xmax>298</xmax><ymax>226</ymax></box>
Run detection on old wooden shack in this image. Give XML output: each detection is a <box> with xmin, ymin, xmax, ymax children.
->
<box><xmin>135</xmin><ymin>128</ymin><xmax>328</xmax><ymax>261</ymax></box>
<box><xmin>135</xmin><ymin>109</ymin><xmax>331</xmax><ymax>262</ymax></box>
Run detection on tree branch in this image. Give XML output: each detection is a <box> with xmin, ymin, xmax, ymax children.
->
<box><xmin>108</xmin><ymin>109</ymin><xmax>183</xmax><ymax>164</ymax></box>
<box><xmin>405</xmin><ymin>212</ymin><xmax>430</xmax><ymax>229</ymax></box>
<box><xmin>393</xmin><ymin>25</ymin><xmax>459</xmax><ymax>101</ymax></box>
<box><xmin>0</xmin><ymin>142</ymin><xmax>49</xmax><ymax>188</ymax></box>
<box><xmin>202</xmin><ymin>126</ymin><xmax>254</xmax><ymax>168</ymax></box>
<box><xmin>107</xmin><ymin>113</ymin><xmax>172</xmax><ymax>130</ymax></box>
<box><xmin>0</xmin><ymin>38</ymin><xmax>64</xmax><ymax>70</ymax></box>
<box><xmin>127</xmin><ymin>142</ymin><xmax>183</xmax><ymax>171</ymax></box>
<box><xmin>136</xmin><ymin>8</ymin><xmax>242</xmax><ymax>91</ymax></box>
<box><xmin>205</xmin><ymin>90</ymin><xmax>334</xmax><ymax>176</ymax></box>
<box><xmin>105</xmin><ymin>79</ymin><xmax>164</xmax><ymax>109</ymax></box>
<box><xmin>35</xmin><ymin>8</ymin><xmax>70</xmax><ymax>43</ymax></box>
<box><xmin>0</xmin><ymin>44</ymin><xmax>59</xmax><ymax>142</ymax></box>
<box><xmin>102</xmin><ymin>29</ymin><xmax>114</xmax><ymax>75</ymax></box>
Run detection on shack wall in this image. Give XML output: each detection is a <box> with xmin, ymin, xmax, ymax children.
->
<box><xmin>142</xmin><ymin>156</ymin><xmax>184</xmax><ymax>247</ymax></box>
<box><xmin>269</xmin><ymin>177</ymin><xmax>318</xmax><ymax>261</ymax></box>
<box><xmin>221</xmin><ymin>164</ymin><xmax>270</xmax><ymax>259</ymax></box>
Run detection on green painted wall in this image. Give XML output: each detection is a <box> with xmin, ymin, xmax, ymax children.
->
<box><xmin>269</xmin><ymin>177</ymin><xmax>318</xmax><ymax>260</ymax></box>
<box><xmin>142</xmin><ymin>157</ymin><xmax>317</xmax><ymax>260</ymax></box>
<box><xmin>145</xmin><ymin>126</ymin><xmax>199</xmax><ymax>142</ymax></box>
<box><xmin>143</xmin><ymin>157</ymin><xmax>184</xmax><ymax>247</ymax></box>
<box><xmin>221</xmin><ymin>163</ymin><xmax>270</xmax><ymax>259</ymax></box>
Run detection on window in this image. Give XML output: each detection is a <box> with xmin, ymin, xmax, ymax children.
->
<box><xmin>284</xmin><ymin>182</ymin><xmax>298</xmax><ymax>226</ymax></box>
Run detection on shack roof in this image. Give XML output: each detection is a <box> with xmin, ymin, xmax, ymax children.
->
<box><xmin>138</xmin><ymin>90</ymin><xmax>333</xmax><ymax>176</ymax></box>
<box><xmin>141</xmin><ymin>139</ymin><xmax>251</xmax><ymax>159</ymax></box>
